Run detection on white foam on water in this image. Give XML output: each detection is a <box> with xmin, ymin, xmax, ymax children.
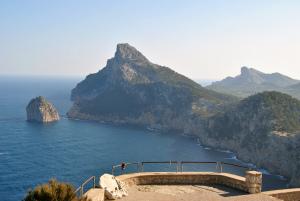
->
<box><xmin>259</xmin><ymin>168</ymin><xmax>271</xmax><ymax>175</ymax></box>
<box><xmin>217</xmin><ymin>149</ymin><xmax>233</xmax><ymax>154</ymax></box>
<box><xmin>275</xmin><ymin>175</ymin><xmax>287</xmax><ymax>180</ymax></box>
<box><xmin>225</xmin><ymin>155</ymin><xmax>237</xmax><ymax>160</ymax></box>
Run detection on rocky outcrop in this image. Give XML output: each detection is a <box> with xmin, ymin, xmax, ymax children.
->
<box><xmin>202</xmin><ymin>91</ymin><xmax>300</xmax><ymax>187</ymax></box>
<box><xmin>68</xmin><ymin>43</ymin><xmax>236</xmax><ymax>132</ymax></box>
<box><xmin>26</xmin><ymin>96</ymin><xmax>60</xmax><ymax>123</ymax></box>
<box><xmin>100</xmin><ymin>174</ymin><xmax>128</xmax><ymax>200</ymax></box>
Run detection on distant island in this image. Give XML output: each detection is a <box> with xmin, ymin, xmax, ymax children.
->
<box><xmin>207</xmin><ymin>67</ymin><xmax>300</xmax><ymax>99</ymax></box>
<box><xmin>68</xmin><ymin>43</ymin><xmax>300</xmax><ymax>187</ymax></box>
<box><xmin>26</xmin><ymin>96</ymin><xmax>60</xmax><ymax>123</ymax></box>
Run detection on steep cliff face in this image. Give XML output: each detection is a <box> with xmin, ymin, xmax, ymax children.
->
<box><xmin>26</xmin><ymin>96</ymin><xmax>60</xmax><ymax>123</ymax></box>
<box><xmin>68</xmin><ymin>43</ymin><xmax>236</xmax><ymax>131</ymax></box>
<box><xmin>202</xmin><ymin>91</ymin><xmax>300</xmax><ymax>186</ymax></box>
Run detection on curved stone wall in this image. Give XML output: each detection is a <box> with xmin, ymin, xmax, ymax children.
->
<box><xmin>263</xmin><ymin>188</ymin><xmax>300</xmax><ymax>201</ymax></box>
<box><xmin>116</xmin><ymin>171</ymin><xmax>261</xmax><ymax>194</ymax></box>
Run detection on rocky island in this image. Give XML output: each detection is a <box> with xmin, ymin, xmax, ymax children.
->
<box><xmin>68</xmin><ymin>43</ymin><xmax>300</xmax><ymax>187</ymax></box>
<box><xmin>26</xmin><ymin>96</ymin><xmax>60</xmax><ymax>123</ymax></box>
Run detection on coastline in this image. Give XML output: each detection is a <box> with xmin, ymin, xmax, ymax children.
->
<box><xmin>67</xmin><ymin>115</ymin><xmax>288</xmax><ymax>186</ymax></box>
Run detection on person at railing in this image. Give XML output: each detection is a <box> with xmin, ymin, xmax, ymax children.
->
<box><xmin>121</xmin><ymin>162</ymin><xmax>126</xmax><ymax>170</ymax></box>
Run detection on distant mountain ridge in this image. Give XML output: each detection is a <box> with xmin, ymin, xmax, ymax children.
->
<box><xmin>207</xmin><ymin>67</ymin><xmax>300</xmax><ymax>99</ymax></box>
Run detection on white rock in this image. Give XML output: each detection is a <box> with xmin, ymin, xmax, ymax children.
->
<box><xmin>99</xmin><ymin>174</ymin><xmax>128</xmax><ymax>200</ymax></box>
<box><xmin>26</xmin><ymin>96</ymin><xmax>59</xmax><ymax>123</ymax></box>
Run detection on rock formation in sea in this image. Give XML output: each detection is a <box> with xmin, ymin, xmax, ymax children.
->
<box><xmin>26</xmin><ymin>96</ymin><xmax>60</xmax><ymax>123</ymax></box>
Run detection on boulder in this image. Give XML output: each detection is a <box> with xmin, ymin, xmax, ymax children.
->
<box><xmin>26</xmin><ymin>96</ymin><xmax>60</xmax><ymax>123</ymax></box>
<box><xmin>99</xmin><ymin>174</ymin><xmax>128</xmax><ymax>200</ymax></box>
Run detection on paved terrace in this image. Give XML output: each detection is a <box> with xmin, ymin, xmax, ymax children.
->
<box><xmin>76</xmin><ymin>161</ymin><xmax>300</xmax><ymax>201</ymax></box>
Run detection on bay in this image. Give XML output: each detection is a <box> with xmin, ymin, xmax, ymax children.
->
<box><xmin>0</xmin><ymin>76</ymin><xmax>288</xmax><ymax>201</ymax></box>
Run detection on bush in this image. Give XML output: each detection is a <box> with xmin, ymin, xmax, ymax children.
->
<box><xmin>23</xmin><ymin>179</ymin><xmax>89</xmax><ymax>201</ymax></box>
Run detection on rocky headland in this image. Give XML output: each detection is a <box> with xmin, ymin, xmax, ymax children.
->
<box><xmin>68</xmin><ymin>43</ymin><xmax>236</xmax><ymax>132</ymax></box>
<box><xmin>68</xmin><ymin>43</ymin><xmax>300</xmax><ymax>187</ymax></box>
<box><xmin>202</xmin><ymin>91</ymin><xmax>300</xmax><ymax>186</ymax></box>
<box><xmin>26</xmin><ymin>96</ymin><xmax>60</xmax><ymax>123</ymax></box>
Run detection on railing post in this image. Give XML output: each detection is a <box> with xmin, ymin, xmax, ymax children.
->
<box><xmin>220</xmin><ymin>162</ymin><xmax>223</xmax><ymax>173</ymax></box>
<box><xmin>80</xmin><ymin>185</ymin><xmax>83</xmax><ymax>197</ymax></box>
<box><xmin>181</xmin><ymin>162</ymin><xmax>183</xmax><ymax>172</ymax></box>
<box><xmin>93</xmin><ymin>176</ymin><xmax>95</xmax><ymax>188</ymax></box>
<box><xmin>245</xmin><ymin>171</ymin><xmax>262</xmax><ymax>193</ymax></box>
<box><xmin>141</xmin><ymin>162</ymin><xmax>144</xmax><ymax>172</ymax></box>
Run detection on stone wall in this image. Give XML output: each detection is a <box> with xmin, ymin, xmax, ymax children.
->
<box><xmin>116</xmin><ymin>171</ymin><xmax>262</xmax><ymax>194</ymax></box>
<box><xmin>263</xmin><ymin>188</ymin><xmax>300</xmax><ymax>201</ymax></box>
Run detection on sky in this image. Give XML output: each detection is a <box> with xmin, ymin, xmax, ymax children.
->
<box><xmin>1</xmin><ymin>0</ymin><xmax>300</xmax><ymax>80</ymax></box>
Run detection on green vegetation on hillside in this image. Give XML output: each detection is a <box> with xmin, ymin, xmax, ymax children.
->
<box><xmin>209</xmin><ymin>91</ymin><xmax>300</xmax><ymax>141</ymax></box>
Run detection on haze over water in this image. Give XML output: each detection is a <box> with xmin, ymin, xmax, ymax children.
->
<box><xmin>0</xmin><ymin>77</ymin><xmax>288</xmax><ymax>201</ymax></box>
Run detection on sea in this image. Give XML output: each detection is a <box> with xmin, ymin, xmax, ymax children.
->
<box><xmin>0</xmin><ymin>76</ymin><xmax>288</xmax><ymax>201</ymax></box>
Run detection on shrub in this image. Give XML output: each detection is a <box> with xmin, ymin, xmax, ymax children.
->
<box><xmin>23</xmin><ymin>179</ymin><xmax>89</xmax><ymax>201</ymax></box>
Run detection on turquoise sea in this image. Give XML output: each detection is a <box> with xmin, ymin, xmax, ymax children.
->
<box><xmin>0</xmin><ymin>76</ymin><xmax>288</xmax><ymax>201</ymax></box>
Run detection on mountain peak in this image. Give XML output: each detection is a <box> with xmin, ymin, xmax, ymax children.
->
<box><xmin>241</xmin><ymin>66</ymin><xmax>250</xmax><ymax>75</ymax></box>
<box><xmin>207</xmin><ymin>66</ymin><xmax>300</xmax><ymax>98</ymax></box>
<box><xmin>115</xmin><ymin>43</ymin><xmax>149</xmax><ymax>62</ymax></box>
<box><xmin>240</xmin><ymin>66</ymin><xmax>263</xmax><ymax>76</ymax></box>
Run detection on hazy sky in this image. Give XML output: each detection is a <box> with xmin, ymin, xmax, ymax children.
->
<box><xmin>1</xmin><ymin>0</ymin><xmax>300</xmax><ymax>80</ymax></box>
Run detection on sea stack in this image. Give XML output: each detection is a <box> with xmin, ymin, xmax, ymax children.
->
<box><xmin>26</xmin><ymin>96</ymin><xmax>60</xmax><ymax>123</ymax></box>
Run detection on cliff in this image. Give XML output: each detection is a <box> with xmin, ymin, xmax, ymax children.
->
<box><xmin>68</xmin><ymin>44</ymin><xmax>300</xmax><ymax>187</ymax></box>
<box><xmin>26</xmin><ymin>96</ymin><xmax>60</xmax><ymax>123</ymax></box>
<box><xmin>202</xmin><ymin>91</ymin><xmax>300</xmax><ymax>186</ymax></box>
<box><xmin>68</xmin><ymin>43</ymin><xmax>236</xmax><ymax>131</ymax></box>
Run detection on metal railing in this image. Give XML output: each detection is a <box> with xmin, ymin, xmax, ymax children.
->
<box><xmin>75</xmin><ymin>161</ymin><xmax>251</xmax><ymax>197</ymax></box>
<box><xmin>112</xmin><ymin>162</ymin><xmax>140</xmax><ymax>175</ymax></box>
<box><xmin>140</xmin><ymin>161</ymin><xmax>179</xmax><ymax>172</ymax></box>
<box><xmin>180</xmin><ymin>161</ymin><xmax>221</xmax><ymax>172</ymax></box>
<box><xmin>111</xmin><ymin>161</ymin><xmax>251</xmax><ymax>176</ymax></box>
<box><xmin>74</xmin><ymin>176</ymin><xmax>96</xmax><ymax>198</ymax></box>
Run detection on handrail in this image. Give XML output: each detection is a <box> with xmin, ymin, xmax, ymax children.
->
<box><xmin>180</xmin><ymin>161</ymin><xmax>219</xmax><ymax>172</ymax></box>
<box><xmin>221</xmin><ymin>162</ymin><xmax>250</xmax><ymax>169</ymax></box>
<box><xmin>111</xmin><ymin>161</ymin><xmax>251</xmax><ymax>176</ymax></box>
<box><xmin>112</xmin><ymin>162</ymin><xmax>140</xmax><ymax>175</ymax></box>
<box><xmin>141</xmin><ymin>160</ymin><xmax>179</xmax><ymax>172</ymax></box>
<box><xmin>141</xmin><ymin>161</ymin><xmax>178</xmax><ymax>164</ymax></box>
<box><xmin>74</xmin><ymin>186</ymin><xmax>81</xmax><ymax>197</ymax></box>
<box><xmin>75</xmin><ymin>176</ymin><xmax>96</xmax><ymax>198</ymax></box>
